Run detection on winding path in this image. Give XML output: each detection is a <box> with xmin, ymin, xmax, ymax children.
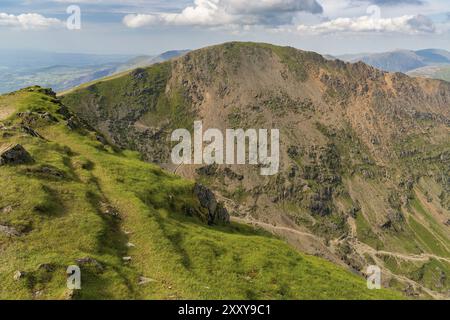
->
<box><xmin>232</xmin><ymin>216</ymin><xmax>450</xmax><ymax>300</ymax></box>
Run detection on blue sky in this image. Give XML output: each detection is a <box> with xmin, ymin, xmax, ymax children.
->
<box><xmin>0</xmin><ymin>0</ymin><xmax>449</xmax><ymax>55</ymax></box>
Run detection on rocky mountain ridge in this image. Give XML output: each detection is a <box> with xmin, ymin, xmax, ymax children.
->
<box><xmin>62</xmin><ymin>42</ymin><xmax>450</xmax><ymax>298</ymax></box>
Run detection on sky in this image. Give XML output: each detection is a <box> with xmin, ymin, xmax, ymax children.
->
<box><xmin>0</xmin><ymin>0</ymin><xmax>450</xmax><ymax>56</ymax></box>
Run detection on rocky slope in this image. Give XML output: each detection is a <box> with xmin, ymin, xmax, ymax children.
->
<box><xmin>0</xmin><ymin>86</ymin><xmax>400</xmax><ymax>299</ymax></box>
<box><xmin>62</xmin><ymin>42</ymin><xmax>450</xmax><ymax>299</ymax></box>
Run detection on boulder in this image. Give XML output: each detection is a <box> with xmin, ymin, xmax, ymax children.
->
<box><xmin>66</xmin><ymin>116</ymin><xmax>82</xmax><ymax>130</ymax></box>
<box><xmin>76</xmin><ymin>257</ymin><xmax>104</xmax><ymax>271</ymax></box>
<box><xmin>17</xmin><ymin>111</ymin><xmax>57</xmax><ymax>125</ymax></box>
<box><xmin>196</xmin><ymin>164</ymin><xmax>218</xmax><ymax>176</ymax></box>
<box><xmin>193</xmin><ymin>183</ymin><xmax>230</xmax><ymax>225</ymax></box>
<box><xmin>13</xmin><ymin>271</ymin><xmax>26</xmax><ymax>280</ymax></box>
<box><xmin>0</xmin><ymin>224</ymin><xmax>21</xmax><ymax>237</ymax></box>
<box><xmin>25</xmin><ymin>165</ymin><xmax>66</xmax><ymax>179</ymax></box>
<box><xmin>223</xmin><ymin>167</ymin><xmax>244</xmax><ymax>181</ymax></box>
<box><xmin>99</xmin><ymin>202</ymin><xmax>121</xmax><ymax>219</ymax></box>
<box><xmin>56</xmin><ymin>105</ymin><xmax>72</xmax><ymax>119</ymax></box>
<box><xmin>38</xmin><ymin>263</ymin><xmax>56</xmax><ymax>272</ymax></box>
<box><xmin>0</xmin><ymin>205</ymin><xmax>14</xmax><ymax>214</ymax></box>
<box><xmin>0</xmin><ymin>144</ymin><xmax>33</xmax><ymax>166</ymax></box>
<box><xmin>138</xmin><ymin>276</ymin><xmax>156</xmax><ymax>285</ymax></box>
<box><xmin>21</xmin><ymin>125</ymin><xmax>44</xmax><ymax>139</ymax></box>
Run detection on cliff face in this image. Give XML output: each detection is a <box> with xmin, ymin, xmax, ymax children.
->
<box><xmin>62</xmin><ymin>42</ymin><xmax>450</xmax><ymax>298</ymax></box>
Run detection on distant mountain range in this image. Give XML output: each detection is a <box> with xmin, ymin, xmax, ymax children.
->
<box><xmin>337</xmin><ymin>49</ymin><xmax>450</xmax><ymax>82</ymax></box>
<box><xmin>0</xmin><ymin>50</ymin><xmax>189</xmax><ymax>94</ymax></box>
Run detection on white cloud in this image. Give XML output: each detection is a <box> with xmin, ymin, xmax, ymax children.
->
<box><xmin>123</xmin><ymin>0</ymin><xmax>323</xmax><ymax>28</ymax></box>
<box><xmin>0</xmin><ymin>12</ymin><xmax>63</xmax><ymax>30</ymax></box>
<box><xmin>296</xmin><ymin>14</ymin><xmax>436</xmax><ymax>34</ymax></box>
<box><xmin>121</xmin><ymin>0</ymin><xmax>441</xmax><ymax>36</ymax></box>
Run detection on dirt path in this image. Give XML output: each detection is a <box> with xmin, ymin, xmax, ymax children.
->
<box><xmin>233</xmin><ymin>216</ymin><xmax>450</xmax><ymax>264</ymax></box>
<box><xmin>231</xmin><ymin>216</ymin><xmax>348</xmax><ymax>267</ymax></box>
<box><xmin>232</xmin><ymin>217</ymin><xmax>323</xmax><ymax>240</ymax></box>
<box><xmin>233</xmin><ymin>216</ymin><xmax>450</xmax><ymax>300</ymax></box>
<box><xmin>353</xmin><ymin>240</ymin><xmax>450</xmax><ymax>264</ymax></box>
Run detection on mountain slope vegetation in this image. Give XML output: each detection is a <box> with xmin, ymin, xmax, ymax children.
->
<box><xmin>62</xmin><ymin>42</ymin><xmax>450</xmax><ymax>299</ymax></box>
<box><xmin>0</xmin><ymin>86</ymin><xmax>400</xmax><ymax>300</ymax></box>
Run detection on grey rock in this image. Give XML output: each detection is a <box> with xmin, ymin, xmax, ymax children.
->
<box><xmin>38</xmin><ymin>263</ymin><xmax>56</xmax><ymax>272</ymax></box>
<box><xmin>13</xmin><ymin>271</ymin><xmax>26</xmax><ymax>280</ymax></box>
<box><xmin>0</xmin><ymin>225</ymin><xmax>21</xmax><ymax>237</ymax></box>
<box><xmin>223</xmin><ymin>167</ymin><xmax>244</xmax><ymax>181</ymax></box>
<box><xmin>33</xmin><ymin>290</ymin><xmax>44</xmax><ymax>299</ymax></box>
<box><xmin>1</xmin><ymin>205</ymin><xmax>14</xmax><ymax>214</ymax></box>
<box><xmin>17</xmin><ymin>111</ymin><xmax>57</xmax><ymax>125</ymax></box>
<box><xmin>196</xmin><ymin>164</ymin><xmax>218</xmax><ymax>176</ymax></box>
<box><xmin>21</xmin><ymin>125</ymin><xmax>44</xmax><ymax>139</ymax></box>
<box><xmin>76</xmin><ymin>257</ymin><xmax>104</xmax><ymax>271</ymax></box>
<box><xmin>96</xmin><ymin>134</ymin><xmax>108</xmax><ymax>145</ymax></box>
<box><xmin>193</xmin><ymin>183</ymin><xmax>230</xmax><ymax>225</ymax></box>
<box><xmin>26</xmin><ymin>165</ymin><xmax>66</xmax><ymax>179</ymax></box>
<box><xmin>100</xmin><ymin>202</ymin><xmax>121</xmax><ymax>219</ymax></box>
<box><xmin>57</xmin><ymin>105</ymin><xmax>72</xmax><ymax>119</ymax></box>
<box><xmin>138</xmin><ymin>276</ymin><xmax>156</xmax><ymax>285</ymax></box>
<box><xmin>0</xmin><ymin>144</ymin><xmax>33</xmax><ymax>166</ymax></box>
<box><xmin>66</xmin><ymin>117</ymin><xmax>81</xmax><ymax>130</ymax></box>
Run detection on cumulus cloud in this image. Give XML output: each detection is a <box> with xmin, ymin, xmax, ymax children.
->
<box><xmin>123</xmin><ymin>0</ymin><xmax>323</xmax><ymax>28</ymax></box>
<box><xmin>0</xmin><ymin>12</ymin><xmax>63</xmax><ymax>29</ymax></box>
<box><xmin>296</xmin><ymin>14</ymin><xmax>436</xmax><ymax>34</ymax></box>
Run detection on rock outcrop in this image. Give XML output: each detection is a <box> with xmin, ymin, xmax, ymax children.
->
<box><xmin>0</xmin><ymin>144</ymin><xmax>33</xmax><ymax>166</ymax></box>
<box><xmin>194</xmin><ymin>183</ymin><xmax>230</xmax><ymax>225</ymax></box>
<box><xmin>0</xmin><ymin>225</ymin><xmax>21</xmax><ymax>237</ymax></box>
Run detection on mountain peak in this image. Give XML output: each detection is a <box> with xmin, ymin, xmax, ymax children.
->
<box><xmin>59</xmin><ymin>42</ymin><xmax>450</xmax><ymax>299</ymax></box>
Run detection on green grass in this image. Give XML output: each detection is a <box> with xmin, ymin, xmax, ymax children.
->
<box><xmin>410</xmin><ymin>259</ymin><xmax>450</xmax><ymax>292</ymax></box>
<box><xmin>408</xmin><ymin>216</ymin><xmax>449</xmax><ymax>257</ymax></box>
<box><xmin>380</xmin><ymin>254</ymin><xmax>450</xmax><ymax>293</ymax></box>
<box><xmin>62</xmin><ymin>62</ymin><xmax>191</xmax><ymax>126</ymax></box>
<box><xmin>355</xmin><ymin>213</ymin><xmax>384</xmax><ymax>250</ymax></box>
<box><xmin>0</xmin><ymin>87</ymin><xmax>403</xmax><ymax>300</ymax></box>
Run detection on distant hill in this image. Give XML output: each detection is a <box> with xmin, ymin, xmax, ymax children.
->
<box><xmin>114</xmin><ymin>50</ymin><xmax>190</xmax><ymax>74</ymax></box>
<box><xmin>408</xmin><ymin>65</ymin><xmax>450</xmax><ymax>82</ymax></box>
<box><xmin>338</xmin><ymin>49</ymin><xmax>450</xmax><ymax>75</ymax></box>
<box><xmin>0</xmin><ymin>50</ymin><xmax>189</xmax><ymax>94</ymax></box>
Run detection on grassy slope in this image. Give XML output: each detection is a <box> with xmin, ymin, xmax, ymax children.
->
<box><xmin>0</xmin><ymin>87</ymin><xmax>402</xmax><ymax>300</ymax></box>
